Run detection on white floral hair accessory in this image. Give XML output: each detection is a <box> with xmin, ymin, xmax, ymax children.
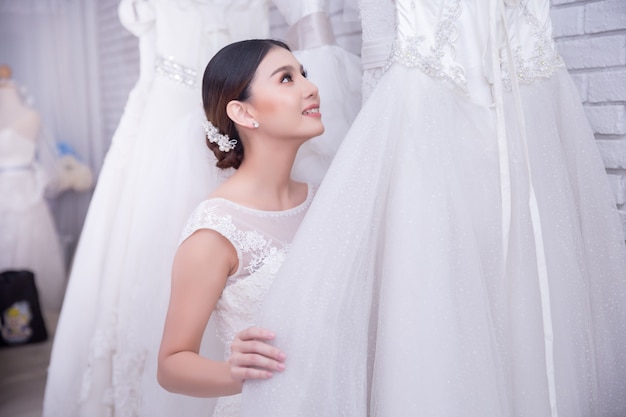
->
<box><xmin>202</xmin><ymin>120</ymin><xmax>237</xmax><ymax>152</ymax></box>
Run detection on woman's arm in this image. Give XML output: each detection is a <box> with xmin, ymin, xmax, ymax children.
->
<box><xmin>157</xmin><ymin>229</ymin><xmax>239</xmax><ymax>397</ymax></box>
<box><xmin>157</xmin><ymin>229</ymin><xmax>285</xmax><ymax>397</ymax></box>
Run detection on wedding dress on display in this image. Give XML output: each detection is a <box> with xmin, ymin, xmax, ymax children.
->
<box><xmin>241</xmin><ymin>1</ymin><xmax>626</xmax><ymax>416</ymax></box>
<box><xmin>44</xmin><ymin>1</ymin><xmax>269</xmax><ymax>416</ymax></box>
<box><xmin>272</xmin><ymin>0</ymin><xmax>362</xmax><ymax>184</ymax></box>
<box><xmin>43</xmin><ymin>1</ymin><xmax>158</xmax><ymax>415</ymax></box>
<box><xmin>0</xmin><ymin>80</ymin><xmax>66</xmax><ymax>313</ymax></box>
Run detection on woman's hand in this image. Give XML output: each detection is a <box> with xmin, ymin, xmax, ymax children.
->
<box><xmin>229</xmin><ymin>327</ymin><xmax>286</xmax><ymax>382</ymax></box>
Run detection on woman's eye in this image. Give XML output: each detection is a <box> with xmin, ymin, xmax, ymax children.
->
<box><xmin>301</xmin><ymin>69</ymin><xmax>308</xmax><ymax>78</ymax></box>
<box><xmin>280</xmin><ymin>74</ymin><xmax>293</xmax><ymax>83</ymax></box>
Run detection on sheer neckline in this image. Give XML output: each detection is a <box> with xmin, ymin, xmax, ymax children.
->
<box><xmin>207</xmin><ymin>183</ymin><xmax>315</xmax><ymax>217</ymax></box>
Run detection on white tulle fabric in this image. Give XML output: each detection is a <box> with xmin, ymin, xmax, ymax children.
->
<box><xmin>240</xmin><ymin>1</ymin><xmax>626</xmax><ymax>416</ymax></box>
<box><xmin>44</xmin><ymin>1</ymin><xmax>269</xmax><ymax>417</ymax></box>
<box><xmin>0</xmin><ymin>128</ymin><xmax>66</xmax><ymax>312</ymax></box>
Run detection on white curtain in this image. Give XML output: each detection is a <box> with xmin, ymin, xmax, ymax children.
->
<box><xmin>0</xmin><ymin>0</ymin><xmax>103</xmax><ymax>265</ymax></box>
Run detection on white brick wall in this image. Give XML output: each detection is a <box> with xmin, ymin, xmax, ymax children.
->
<box><xmin>551</xmin><ymin>0</ymin><xmax>626</xmax><ymax>233</ymax></box>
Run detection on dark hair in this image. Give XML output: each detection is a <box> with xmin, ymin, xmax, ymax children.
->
<box><xmin>202</xmin><ymin>39</ymin><xmax>291</xmax><ymax>169</ymax></box>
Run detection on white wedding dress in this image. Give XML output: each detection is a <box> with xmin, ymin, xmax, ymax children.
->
<box><xmin>0</xmin><ymin>128</ymin><xmax>66</xmax><ymax>313</ymax></box>
<box><xmin>241</xmin><ymin>1</ymin><xmax>626</xmax><ymax>416</ymax></box>
<box><xmin>44</xmin><ymin>1</ymin><xmax>269</xmax><ymax>416</ymax></box>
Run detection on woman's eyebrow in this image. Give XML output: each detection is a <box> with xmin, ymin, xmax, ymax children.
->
<box><xmin>270</xmin><ymin>64</ymin><xmax>304</xmax><ymax>77</ymax></box>
<box><xmin>270</xmin><ymin>65</ymin><xmax>294</xmax><ymax>77</ymax></box>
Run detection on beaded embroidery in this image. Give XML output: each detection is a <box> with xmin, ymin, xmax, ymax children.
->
<box><xmin>500</xmin><ymin>0</ymin><xmax>564</xmax><ymax>90</ymax></box>
<box><xmin>154</xmin><ymin>55</ymin><xmax>197</xmax><ymax>87</ymax></box>
<box><xmin>389</xmin><ymin>0</ymin><xmax>467</xmax><ymax>94</ymax></box>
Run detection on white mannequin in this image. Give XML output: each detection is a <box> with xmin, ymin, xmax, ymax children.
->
<box><xmin>0</xmin><ymin>64</ymin><xmax>67</xmax><ymax>314</ymax></box>
<box><xmin>0</xmin><ymin>65</ymin><xmax>41</xmax><ymax>141</ymax></box>
<box><xmin>0</xmin><ymin>65</ymin><xmax>93</xmax><ymax>195</ymax></box>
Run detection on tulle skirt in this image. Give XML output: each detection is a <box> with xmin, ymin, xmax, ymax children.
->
<box><xmin>112</xmin><ymin>106</ymin><xmax>228</xmax><ymax>417</ymax></box>
<box><xmin>240</xmin><ymin>65</ymin><xmax>626</xmax><ymax>417</ymax></box>
<box><xmin>43</xmin><ymin>74</ymin><xmax>154</xmax><ymax>417</ymax></box>
<box><xmin>43</xmin><ymin>75</ymin><xmax>224</xmax><ymax>417</ymax></box>
<box><xmin>0</xmin><ymin>168</ymin><xmax>66</xmax><ymax>313</ymax></box>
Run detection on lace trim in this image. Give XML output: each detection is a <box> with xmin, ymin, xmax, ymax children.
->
<box><xmin>111</xmin><ymin>350</ymin><xmax>147</xmax><ymax>417</ymax></box>
<box><xmin>388</xmin><ymin>0</ymin><xmax>467</xmax><ymax>94</ymax></box>
<box><xmin>77</xmin><ymin>313</ymin><xmax>147</xmax><ymax>417</ymax></box>
<box><xmin>79</xmin><ymin>313</ymin><xmax>117</xmax><ymax>403</ymax></box>
<box><xmin>215</xmin><ymin>249</ymin><xmax>286</xmax><ymax>350</ymax></box>
<box><xmin>179</xmin><ymin>204</ymin><xmax>289</xmax><ymax>275</ymax></box>
<box><xmin>500</xmin><ymin>0</ymin><xmax>564</xmax><ymax>90</ymax></box>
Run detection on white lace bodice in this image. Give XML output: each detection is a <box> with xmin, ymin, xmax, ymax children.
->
<box><xmin>360</xmin><ymin>0</ymin><xmax>564</xmax><ymax>103</ymax></box>
<box><xmin>179</xmin><ymin>185</ymin><xmax>315</xmax><ymax>417</ymax></box>
<box><xmin>180</xmin><ymin>185</ymin><xmax>315</xmax><ymax>351</ymax></box>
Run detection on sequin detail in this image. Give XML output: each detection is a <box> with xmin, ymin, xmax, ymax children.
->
<box><xmin>154</xmin><ymin>55</ymin><xmax>197</xmax><ymax>87</ymax></box>
<box><xmin>389</xmin><ymin>0</ymin><xmax>467</xmax><ymax>94</ymax></box>
<box><xmin>500</xmin><ymin>0</ymin><xmax>564</xmax><ymax>90</ymax></box>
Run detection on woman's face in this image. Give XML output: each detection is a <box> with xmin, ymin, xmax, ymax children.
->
<box><xmin>246</xmin><ymin>46</ymin><xmax>324</xmax><ymax>141</ymax></box>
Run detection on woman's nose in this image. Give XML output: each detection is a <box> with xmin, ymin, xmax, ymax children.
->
<box><xmin>303</xmin><ymin>77</ymin><xmax>319</xmax><ymax>98</ymax></box>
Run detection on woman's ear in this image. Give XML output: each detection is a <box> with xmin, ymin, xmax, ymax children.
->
<box><xmin>226</xmin><ymin>100</ymin><xmax>256</xmax><ymax>129</ymax></box>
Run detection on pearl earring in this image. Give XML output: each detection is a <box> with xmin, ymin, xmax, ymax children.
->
<box><xmin>252</xmin><ymin>121</ymin><xmax>259</xmax><ymax>128</ymax></box>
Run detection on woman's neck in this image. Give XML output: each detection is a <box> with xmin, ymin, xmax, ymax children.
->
<box><xmin>223</xmin><ymin>140</ymin><xmax>306</xmax><ymax>210</ymax></box>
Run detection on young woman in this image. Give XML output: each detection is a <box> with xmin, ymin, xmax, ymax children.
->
<box><xmin>157</xmin><ymin>39</ymin><xmax>323</xmax><ymax>416</ymax></box>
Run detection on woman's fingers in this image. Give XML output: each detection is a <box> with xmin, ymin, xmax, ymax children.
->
<box><xmin>232</xmin><ymin>338</ymin><xmax>285</xmax><ymax>360</ymax></box>
<box><xmin>229</xmin><ymin>351</ymin><xmax>286</xmax><ymax>381</ymax></box>
<box><xmin>229</xmin><ymin>327</ymin><xmax>286</xmax><ymax>381</ymax></box>
<box><xmin>236</xmin><ymin>326</ymin><xmax>276</xmax><ymax>342</ymax></box>
<box><xmin>230</xmin><ymin>363</ymin><xmax>273</xmax><ymax>381</ymax></box>
<box><xmin>232</xmin><ymin>327</ymin><xmax>286</xmax><ymax>361</ymax></box>
<box><xmin>230</xmin><ymin>350</ymin><xmax>286</xmax><ymax>371</ymax></box>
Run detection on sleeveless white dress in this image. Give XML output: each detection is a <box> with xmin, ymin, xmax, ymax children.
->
<box><xmin>240</xmin><ymin>1</ymin><xmax>626</xmax><ymax>416</ymax></box>
<box><xmin>0</xmin><ymin>128</ymin><xmax>66</xmax><ymax>313</ymax></box>
<box><xmin>44</xmin><ymin>2</ymin><xmax>269</xmax><ymax>416</ymax></box>
<box><xmin>179</xmin><ymin>184</ymin><xmax>315</xmax><ymax>417</ymax></box>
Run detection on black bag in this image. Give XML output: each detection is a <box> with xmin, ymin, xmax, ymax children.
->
<box><xmin>0</xmin><ymin>269</ymin><xmax>48</xmax><ymax>347</ymax></box>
